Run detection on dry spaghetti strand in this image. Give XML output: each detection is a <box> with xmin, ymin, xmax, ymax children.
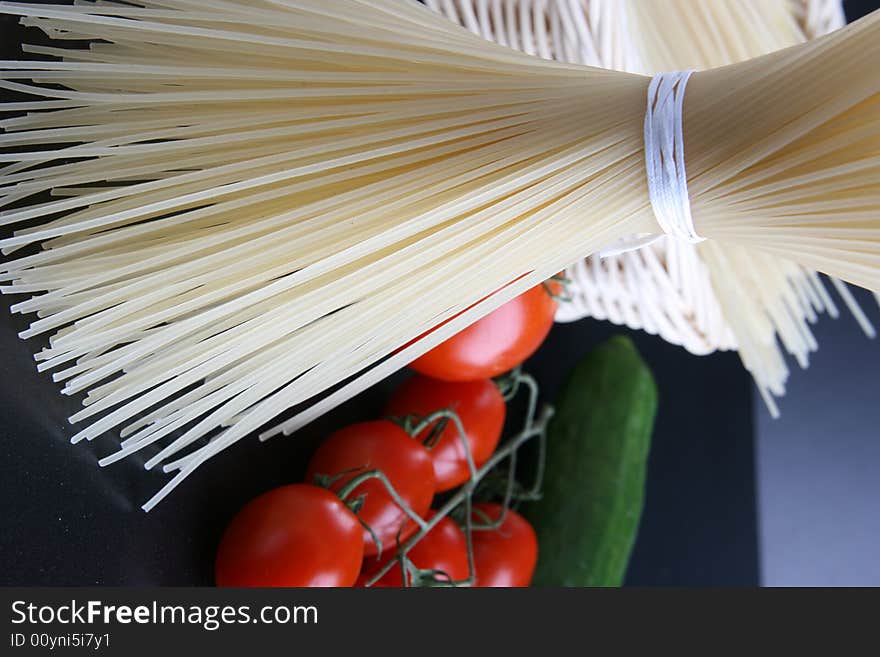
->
<box><xmin>0</xmin><ymin>1</ymin><xmax>878</xmax><ymax>508</ymax></box>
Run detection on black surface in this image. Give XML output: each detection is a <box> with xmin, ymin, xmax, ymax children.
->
<box><xmin>14</xmin><ymin>0</ymin><xmax>880</xmax><ymax>587</ymax></box>
<box><xmin>0</xmin><ymin>299</ymin><xmax>759</xmax><ymax>586</ymax></box>
<box><xmin>846</xmin><ymin>0</ymin><xmax>878</xmax><ymax>21</ymax></box>
<box><xmin>755</xmin><ymin>284</ymin><xmax>880</xmax><ymax>586</ymax></box>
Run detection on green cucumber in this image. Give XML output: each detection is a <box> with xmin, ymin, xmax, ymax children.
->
<box><xmin>525</xmin><ymin>335</ymin><xmax>657</xmax><ymax>586</ymax></box>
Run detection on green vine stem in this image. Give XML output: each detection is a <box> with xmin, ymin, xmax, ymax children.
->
<box><xmin>364</xmin><ymin>402</ymin><xmax>553</xmax><ymax>587</ymax></box>
<box><xmin>543</xmin><ymin>273</ymin><xmax>573</xmax><ymax>303</ymax></box>
<box><xmin>335</xmin><ymin>468</ymin><xmax>431</xmax><ymax>556</ymax></box>
<box><xmin>471</xmin><ymin>370</ymin><xmax>545</xmax><ymax>525</ymax></box>
<box><xmin>355</xmin><ymin>369</ymin><xmax>548</xmax><ymax>586</ymax></box>
<box><xmin>405</xmin><ymin>408</ymin><xmax>479</xmax><ymax>482</ymax></box>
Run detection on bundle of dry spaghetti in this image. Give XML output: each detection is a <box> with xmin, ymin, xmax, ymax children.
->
<box><xmin>1</xmin><ymin>1</ymin><xmax>879</xmax><ymax>508</ymax></box>
<box><xmin>429</xmin><ymin>0</ymin><xmax>876</xmax><ymax>414</ymax></box>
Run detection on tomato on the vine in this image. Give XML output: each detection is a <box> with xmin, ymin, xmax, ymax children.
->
<box><xmin>358</xmin><ymin>512</ymin><xmax>469</xmax><ymax>587</ymax></box>
<box><xmin>384</xmin><ymin>376</ymin><xmax>505</xmax><ymax>491</ymax></box>
<box><xmin>215</xmin><ymin>484</ymin><xmax>363</xmax><ymax>587</ymax></box>
<box><xmin>471</xmin><ymin>503</ymin><xmax>538</xmax><ymax>587</ymax></box>
<box><xmin>305</xmin><ymin>420</ymin><xmax>435</xmax><ymax>557</ymax></box>
<box><xmin>409</xmin><ymin>281</ymin><xmax>560</xmax><ymax>381</ymax></box>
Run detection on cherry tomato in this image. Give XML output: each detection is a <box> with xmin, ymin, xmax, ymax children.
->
<box><xmin>384</xmin><ymin>376</ymin><xmax>506</xmax><ymax>491</ymax></box>
<box><xmin>305</xmin><ymin>420</ymin><xmax>435</xmax><ymax>557</ymax></box>
<box><xmin>410</xmin><ymin>281</ymin><xmax>559</xmax><ymax>381</ymax></box>
<box><xmin>358</xmin><ymin>512</ymin><xmax>469</xmax><ymax>587</ymax></box>
<box><xmin>215</xmin><ymin>484</ymin><xmax>363</xmax><ymax>587</ymax></box>
<box><xmin>471</xmin><ymin>503</ymin><xmax>538</xmax><ymax>587</ymax></box>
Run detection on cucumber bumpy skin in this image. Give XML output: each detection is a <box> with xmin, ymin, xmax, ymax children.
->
<box><xmin>526</xmin><ymin>336</ymin><xmax>658</xmax><ymax>586</ymax></box>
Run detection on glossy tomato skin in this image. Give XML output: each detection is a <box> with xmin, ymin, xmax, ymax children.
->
<box><xmin>384</xmin><ymin>376</ymin><xmax>505</xmax><ymax>491</ymax></box>
<box><xmin>358</xmin><ymin>513</ymin><xmax>469</xmax><ymax>587</ymax></box>
<box><xmin>305</xmin><ymin>420</ymin><xmax>435</xmax><ymax>557</ymax></box>
<box><xmin>215</xmin><ymin>484</ymin><xmax>363</xmax><ymax>587</ymax></box>
<box><xmin>471</xmin><ymin>503</ymin><xmax>538</xmax><ymax>587</ymax></box>
<box><xmin>410</xmin><ymin>282</ymin><xmax>558</xmax><ymax>381</ymax></box>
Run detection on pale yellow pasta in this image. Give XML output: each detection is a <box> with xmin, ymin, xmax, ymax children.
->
<box><xmin>0</xmin><ymin>1</ymin><xmax>877</xmax><ymax>508</ymax></box>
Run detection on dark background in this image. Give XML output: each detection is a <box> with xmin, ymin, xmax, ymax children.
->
<box><xmin>755</xmin><ymin>287</ymin><xmax>880</xmax><ymax>586</ymax></box>
<box><xmin>0</xmin><ymin>1</ymin><xmax>877</xmax><ymax>587</ymax></box>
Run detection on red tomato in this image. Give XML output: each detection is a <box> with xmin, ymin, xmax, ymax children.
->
<box><xmin>384</xmin><ymin>376</ymin><xmax>506</xmax><ymax>491</ymax></box>
<box><xmin>215</xmin><ymin>484</ymin><xmax>363</xmax><ymax>587</ymax></box>
<box><xmin>358</xmin><ymin>513</ymin><xmax>469</xmax><ymax>587</ymax></box>
<box><xmin>410</xmin><ymin>281</ymin><xmax>559</xmax><ymax>381</ymax></box>
<box><xmin>305</xmin><ymin>420</ymin><xmax>435</xmax><ymax>557</ymax></box>
<box><xmin>471</xmin><ymin>503</ymin><xmax>538</xmax><ymax>587</ymax></box>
